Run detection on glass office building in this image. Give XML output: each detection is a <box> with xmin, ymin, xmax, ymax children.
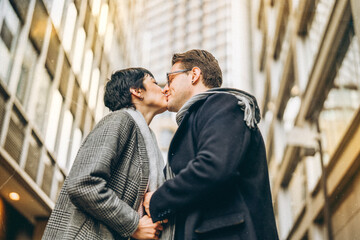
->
<box><xmin>251</xmin><ymin>0</ymin><xmax>360</xmax><ymax>239</ymax></box>
<box><xmin>0</xmin><ymin>0</ymin><xmax>144</xmax><ymax>238</ymax></box>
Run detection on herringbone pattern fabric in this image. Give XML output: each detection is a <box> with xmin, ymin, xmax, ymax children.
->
<box><xmin>42</xmin><ymin>110</ymin><xmax>149</xmax><ymax>240</ymax></box>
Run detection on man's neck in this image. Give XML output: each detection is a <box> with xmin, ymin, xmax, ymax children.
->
<box><xmin>191</xmin><ymin>85</ymin><xmax>211</xmax><ymax>97</ymax></box>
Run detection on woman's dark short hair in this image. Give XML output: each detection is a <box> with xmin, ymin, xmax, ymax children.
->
<box><xmin>104</xmin><ymin>67</ymin><xmax>154</xmax><ymax>111</ymax></box>
<box><xmin>172</xmin><ymin>49</ymin><xmax>222</xmax><ymax>88</ymax></box>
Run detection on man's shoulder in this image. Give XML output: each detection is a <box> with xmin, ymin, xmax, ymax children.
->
<box><xmin>199</xmin><ymin>92</ymin><xmax>240</xmax><ymax>112</ymax></box>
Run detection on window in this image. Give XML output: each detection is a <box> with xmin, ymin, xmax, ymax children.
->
<box><xmin>34</xmin><ymin>68</ymin><xmax>52</xmax><ymax>133</ymax></box>
<box><xmin>16</xmin><ymin>40</ymin><xmax>38</xmax><ymax>106</ymax></box>
<box><xmin>62</xmin><ymin>2</ymin><xmax>77</xmax><ymax>52</ymax></box>
<box><xmin>104</xmin><ymin>23</ymin><xmax>113</xmax><ymax>53</ymax></box>
<box><xmin>41</xmin><ymin>154</ymin><xmax>55</xmax><ymax>196</ymax></box>
<box><xmin>288</xmin><ymin>161</ymin><xmax>306</xmax><ymax>219</ymax></box>
<box><xmin>68</xmin><ymin>127</ymin><xmax>82</xmax><ymax>169</ymax></box>
<box><xmin>277</xmin><ymin>188</ymin><xmax>293</xmax><ymax>239</ymax></box>
<box><xmin>53</xmin><ymin>169</ymin><xmax>64</xmax><ymax>201</ymax></box>
<box><xmin>95</xmin><ymin>84</ymin><xmax>105</xmax><ymax>122</ymax></box>
<box><xmin>304</xmin><ymin>153</ymin><xmax>322</xmax><ymax>192</ymax></box>
<box><xmin>81</xmin><ymin>49</ymin><xmax>93</xmax><ymax>93</ymax></box>
<box><xmin>25</xmin><ymin>132</ymin><xmax>42</xmax><ymax>181</ymax></box>
<box><xmin>59</xmin><ymin>57</ymin><xmax>70</xmax><ymax>96</ymax></box>
<box><xmin>9</xmin><ymin>0</ymin><xmax>30</xmax><ymax>23</ymax></box>
<box><xmin>45</xmin><ymin>90</ymin><xmax>63</xmax><ymax>152</ymax></box>
<box><xmin>46</xmin><ymin>26</ymin><xmax>60</xmax><ymax>77</ymax></box>
<box><xmin>29</xmin><ymin>0</ymin><xmax>48</xmax><ymax>52</ymax></box>
<box><xmin>318</xmin><ymin>34</ymin><xmax>360</xmax><ymax>159</ymax></box>
<box><xmin>57</xmin><ymin>110</ymin><xmax>73</xmax><ymax>169</ymax></box>
<box><xmin>4</xmin><ymin>106</ymin><xmax>26</xmax><ymax>162</ymax></box>
<box><xmin>49</xmin><ymin>0</ymin><xmax>65</xmax><ymax>28</ymax></box>
<box><xmin>0</xmin><ymin>87</ymin><xmax>9</xmax><ymax>137</ymax></box>
<box><xmin>89</xmin><ymin>68</ymin><xmax>100</xmax><ymax>109</ymax></box>
<box><xmin>305</xmin><ymin>0</ymin><xmax>336</xmax><ymax>75</ymax></box>
<box><xmin>71</xmin><ymin>80</ymin><xmax>80</xmax><ymax>116</ymax></box>
<box><xmin>91</xmin><ymin>0</ymin><xmax>101</xmax><ymax>16</ymax></box>
<box><xmin>98</xmin><ymin>3</ymin><xmax>108</xmax><ymax>36</ymax></box>
<box><xmin>72</xmin><ymin>27</ymin><xmax>86</xmax><ymax>74</ymax></box>
<box><xmin>42</xmin><ymin>0</ymin><xmax>53</xmax><ymax>12</ymax></box>
<box><xmin>0</xmin><ymin>0</ymin><xmax>21</xmax><ymax>84</ymax></box>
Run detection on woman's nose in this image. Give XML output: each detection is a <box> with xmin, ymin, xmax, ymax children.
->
<box><xmin>162</xmin><ymin>85</ymin><xmax>169</xmax><ymax>95</ymax></box>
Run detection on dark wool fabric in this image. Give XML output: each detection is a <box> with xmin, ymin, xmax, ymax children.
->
<box><xmin>150</xmin><ymin>93</ymin><xmax>279</xmax><ymax>240</ymax></box>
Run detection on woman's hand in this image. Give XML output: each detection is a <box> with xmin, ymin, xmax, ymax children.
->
<box><xmin>131</xmin><ymin>215</ymin><xmax>163</xmax><ymax>239</ymax></box>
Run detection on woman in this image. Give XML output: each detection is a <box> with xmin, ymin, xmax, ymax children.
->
<box><xmin>42</xmin><ymin>68</ymin><xmax>169</xmax><ymax>240</ymax></box>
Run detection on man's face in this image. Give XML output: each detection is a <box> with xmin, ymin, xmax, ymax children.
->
<box><xmin>163</xmin><ymin>62</ymin><xmax>193</xmax><ymax>112</ymax></box>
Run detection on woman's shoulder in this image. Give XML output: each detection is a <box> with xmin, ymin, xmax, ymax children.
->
<box><xmin>94</xmin><ymin>109</ymin><xmax>136</xmax><ymax>131</ymax></box>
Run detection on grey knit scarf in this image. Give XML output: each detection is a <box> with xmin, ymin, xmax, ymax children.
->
<box><xmin>124</xmin><ymin>108</ymin><xmax>174</xmax><ymax>240</ymax></box>
<box><xmin>176</xmin><ymin>88</ymin><xmax>261</xmax><ymax>129</ymax></box>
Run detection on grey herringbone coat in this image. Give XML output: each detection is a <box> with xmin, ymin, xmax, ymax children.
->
<box><xmin>42</xmin><ymin>110</ymin><xmax>149</xmax><ymax>240</ymax></box>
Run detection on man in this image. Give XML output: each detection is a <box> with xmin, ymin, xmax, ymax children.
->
<box><xmin>144</xmin><ymin>49</ymin><xmax>279</xmax><ymax>239</ymax></box>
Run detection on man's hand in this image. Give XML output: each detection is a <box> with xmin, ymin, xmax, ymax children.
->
<box><xmin>143</xmin><ymin>192</ymin><xmax>154</xmax><ymax>216</ymax></box>
<box><xmin>131</xmin><ymin>215</ymin><xmax>163</xmax><ymax>239</ymax></box>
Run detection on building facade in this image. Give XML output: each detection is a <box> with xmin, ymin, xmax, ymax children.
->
<box><xmin>251</xmin><ymin>0</ymin><xmax>360</xmax><ymax>239</ymax></box>
<box><xmin>0</xmin><ymin>0</ymin><xmax>144</xmax><ymax>238</ymax></box>
<box><xmin>142</xmin><ymin>0</ymin><xmax>255</xmax><ymax>159</ymax></box>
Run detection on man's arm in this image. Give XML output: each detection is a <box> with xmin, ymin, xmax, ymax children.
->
<box><xmin>148</xmin><ymin>94</ymin><xmax>252</xmax><ymax>222</ymax></box>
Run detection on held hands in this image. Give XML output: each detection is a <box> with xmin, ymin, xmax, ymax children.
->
<box><xmin>131</xmin><ymin>192</ymin><xmax>168</xmax><ymax>239</ymax></box>
<box><xmin>131</xmin><ymin>215</ymin><xmax>164</xmax><ymax>240</ymax></box>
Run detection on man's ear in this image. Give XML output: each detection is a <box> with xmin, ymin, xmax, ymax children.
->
<box><xmin>191</xmin><ymin>67</ymin><xmax>202</xmax><ymax>84</ymax></box>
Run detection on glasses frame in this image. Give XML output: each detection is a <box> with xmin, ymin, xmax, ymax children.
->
<box><xmin>166</xmin><ymin>69</ymin><xmax>192</xmax><ymax>86</ymax></box>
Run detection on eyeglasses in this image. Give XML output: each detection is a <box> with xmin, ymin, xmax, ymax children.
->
<box><xmin>166</xmin><ymin>69</ymin><xmax>192</xmax><ymax>86</ymax></box>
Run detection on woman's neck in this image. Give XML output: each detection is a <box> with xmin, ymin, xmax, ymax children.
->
<box><xmin>133</xmin><ymin>104</ymin><xmax>157</xmax><ymax>125</ymax></box>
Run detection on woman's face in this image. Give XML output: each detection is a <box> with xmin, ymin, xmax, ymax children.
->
<box><xmin>141</xmin><ymin>75</ymin><xmax>167</xmax><ymax>114</ymax></box>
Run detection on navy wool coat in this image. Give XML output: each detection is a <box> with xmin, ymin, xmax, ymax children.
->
<box><xmin>150</xmin><ymin>93</ymin><xmax>279</xmax><ymax>240</ymax></box>
<box><xmin>42</xmin><ymin>111</ymin><xmax>149</xmax><ymax>240</ymax></box>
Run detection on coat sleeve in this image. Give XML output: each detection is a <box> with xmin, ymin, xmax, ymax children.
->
<box><xmin>66</xmin><ymin>112</ymin><xmax>140</xmax><ymax>238</ymax></box>
<box><xmin>150</xmin><ymin>93</ymin><xmax>252</xmax><ymax>222</ymax></box>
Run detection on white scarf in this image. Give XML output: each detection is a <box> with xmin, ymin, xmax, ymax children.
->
<box><xmin>124</xmin><ymin>108</ymin><xmax>174</xmax><ymax>240</ymax></box>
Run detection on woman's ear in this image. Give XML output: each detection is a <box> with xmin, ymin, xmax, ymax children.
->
<box><xmin>130</xmin><ymin>88</ymin><xmax>143</xmax><ymax>100</ymax></box>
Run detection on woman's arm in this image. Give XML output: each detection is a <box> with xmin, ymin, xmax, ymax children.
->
<box><xmin>66</xmin><ymin>112</ymin><xmax>140</xmax><ymax>237</ymax></box>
